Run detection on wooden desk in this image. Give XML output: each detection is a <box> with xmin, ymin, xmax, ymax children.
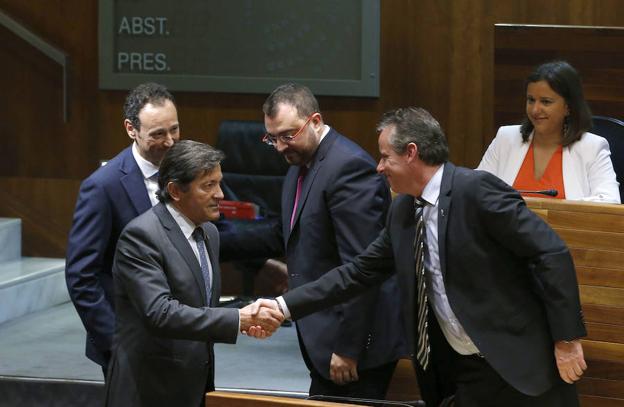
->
<box><xmin>205</xmin><ymin>391</ymin><xmax>361</xmax><ymax>407</ymax></box>
<box><xmin>526</xmin><ymin>198</ymin><xmax>624</xmax><ymax>405</ymax></box>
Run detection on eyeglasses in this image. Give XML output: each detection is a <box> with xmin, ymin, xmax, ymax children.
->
<box><xmin>262</xmin><ymin>113</ymin><xmax>317</xmax><ymax>146</ymax></box>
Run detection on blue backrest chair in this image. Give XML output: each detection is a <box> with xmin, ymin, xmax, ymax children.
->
<box><xmin>216</xmin><ymin>120</ymin><xmax>289</xmax><ymax>217</ymax></box>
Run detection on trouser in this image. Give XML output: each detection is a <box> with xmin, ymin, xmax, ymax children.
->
<box><xmin>452</xmin><ymin>352</ymin><xmax>579</xmax><ymax>407</ymax></box>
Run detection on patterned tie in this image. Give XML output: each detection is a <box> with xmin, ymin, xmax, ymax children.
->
<box><xmin>192</xmin><ymin>227</ymin><xmax>212</xmax><ymax>305</ymax></box>
<box><xmin>414</xmin><ymin>198</ymin><xmax>430</xmax><ymax>370</ymax></box>
<box><xmin>290</xmin><ymin>166</ymin><xmax>308</xmax><ymax>229</ymax></box>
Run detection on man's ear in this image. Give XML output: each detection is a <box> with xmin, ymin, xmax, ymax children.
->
<box><xmin>406</xmin><ymin>142</ymin><xmax>418</xmax><ymax>162</ymax></box>
<box><xmin>311</xmin><ymin>112</ymin><xmax>323</xmax><ymax>130</ymax></box>
<box><xmin>167</xmin><ymin>182</ymin><xmax>181</xmax><ymax>202</ymax></box>
<box><xmin>124</xmin><ymin>119</ymin><xmax>137</xmax><ymax>140</ymax></box>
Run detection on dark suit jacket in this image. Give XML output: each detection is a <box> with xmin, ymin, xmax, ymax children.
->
<box><xmin>221</xmin><ymin>128</ymin><xmax>405</xmax><ymax>378</ymax></box>
<box><xmin>65</xmin><ymin>146</ymin><xmax>152</xmax><ymax>367</ymax></box>
<box><xmin>105</xmin><ymin>203</ymin><xmax>239</xmax><ymax>407</ymax></box>
<box><xmin>283</xmin><ymin>162</ymin><xmax>586</xmax><ymax>402</ymax></box>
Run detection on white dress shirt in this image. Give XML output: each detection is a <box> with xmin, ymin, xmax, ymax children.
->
<box><xmin>165</xmin><ymin>203</ymin><xmax>213</xmax><ymax>291</ymax></box>
<box><xmin>421</xmin><ymin>164</ymin><xmax>480</xmax><ymax>355</ymax></box>
<box><xmin>132</xmin><ymin>142</ymin><xmax>160</xmax><ymax>206</ymax></box>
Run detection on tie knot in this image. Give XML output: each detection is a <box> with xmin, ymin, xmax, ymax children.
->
<box><xmin>192</xmin><ymin>227</ymin><xmax>204</xmax><ymax>242</ymax></box>
<box><xmin>414</xmin><ymin>197</ymin><xmax>426</xmax><ymax>209</ymax></box>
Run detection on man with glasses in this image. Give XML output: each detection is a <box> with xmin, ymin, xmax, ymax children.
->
<box><xmin>65</xmin><ymin>82</ymin><xmax>179</xmax><ymax>377</ymax></box>
<box><xmin>221</xmin><ymin>83</ymin><xmax>405</xmax><ymax>400</ymax></box>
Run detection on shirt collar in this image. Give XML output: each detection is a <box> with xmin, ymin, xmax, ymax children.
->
<box><xmin>320</xmin><ymin>124</ymin><xmax>330</xmax><ymax>142</ymax></box>
<box><xmin>165</xmin><ymin>202</ymin><xmax>197</xmax><ymax>240</ymax></box>
<box><xmin>421</xmin><ymin>163</ymin><xmax>444</xmax><ymax>206</ymax></box>
<box><xmin>132</xmin><ymin>142</ymin><xmax>160</xmax><ymax>179</ymax></box>
<box><xmin>303</xmin><ymin>125</ymin><xmax>331</xmax><ymax>169</ymax></box>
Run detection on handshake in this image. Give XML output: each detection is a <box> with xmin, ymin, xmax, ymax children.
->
<box><xmin>239</xmin><ymin>298</ymin><xmax>286</xmax><ymax>339</ymax></box>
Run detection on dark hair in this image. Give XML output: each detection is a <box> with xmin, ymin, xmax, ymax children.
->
<box><xmin>377</xmin><ymin>107</ymin><xmax>449</xmax><ymax>165</ymax></box>
<box><xmin>123</xmin><ymin>82</ymin><xmax>176</xmax><ymax>130</ymax></box>
<box><xmin>262</xmin><ymin>83</ymin><xmax>320</xmax><ymax>119</ymax></box>
<box><xmin>520</xmin><ymin>61</ymin><xmax>592</xmax><ymax>146</ymax></box>
<box><xmin>157</xmin><ymin>140</ymin><xmax>225</xmax><ymax>203</ymax></box>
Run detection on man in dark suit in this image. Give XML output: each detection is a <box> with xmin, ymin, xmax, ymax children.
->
<box><xmin>65</xmin><ymin>83</ymin><xmax>179</xmax><ymax>374</ymax></box>
<box><xmin>255</xmin><ymin>107</ymin><xmax>587</xmax><ymax>406</ymax></box>
<box><xmin>105</xmin><ymin>140</ymin><xmax>283</xmax><ymax>407</ymax></box>
<box><xmin>221</xmin><ymin>83</ymin><xmax>405</xmax><ymax>399</ymax></box>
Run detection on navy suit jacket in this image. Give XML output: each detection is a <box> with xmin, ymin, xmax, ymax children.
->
<box><xmin>105</xmin><ymin>203</ymin><xmax>238</xmax><ymax>407</ymax></box>
<box><xmin>283</xmin><ymin>163</ymin><xmax>586</xmax><ymax>404</ymax></box>
<box><xmin>65</xmin><ymin>146</ymin><xmax>152</xmax><ymax>367</ymax></box>
<box><xmin>222</xmin><ymin>128</ymin><xmax>405</xmax><ymax>378</ymax></box>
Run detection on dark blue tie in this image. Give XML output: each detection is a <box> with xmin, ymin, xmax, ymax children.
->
<box><xmin>192</xmin><ymin>227</ymin><xmax>212</xmax><ymax>305</ymax></box>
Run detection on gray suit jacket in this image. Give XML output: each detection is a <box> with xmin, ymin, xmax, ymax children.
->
<box><xmin>105</xmin><ymin>203</ymin><xmax>239</xmax><ymax>407</ymax></box>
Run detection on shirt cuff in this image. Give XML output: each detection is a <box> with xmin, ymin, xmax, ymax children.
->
<box><xmin>276</xmin><ymin>296</ymin><xmax>291</xmax><ymax>320</ymax></box>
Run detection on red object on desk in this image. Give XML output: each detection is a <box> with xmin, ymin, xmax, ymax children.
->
<box><xmin>219</xmin><ymin>200</ymin><xmax>259</xmax><ymax>220</ymax></box>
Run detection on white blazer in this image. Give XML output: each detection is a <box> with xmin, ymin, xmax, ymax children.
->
<box><xmin>477</xmin><ymin>125</ymin><xmax>620</xmax><ymax>203</ymax></box>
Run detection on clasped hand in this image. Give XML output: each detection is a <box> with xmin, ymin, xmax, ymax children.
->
<box><xmin>239</xmin><ymin>299</ymin><xmax>285</xmax><ymax>339</ymax></box>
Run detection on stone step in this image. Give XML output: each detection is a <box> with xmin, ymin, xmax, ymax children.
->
<box><xmin>0</xmin><ymin>377</ymin><xmax>104</xmax><ymax>407</ymax></box>
<box><xmin>0</xmin><ymin>258</ymin><xmax>68</xmax><ymax>324</ymax></box>
<box><xmin>0</xmin><ymin>218</ymin><xmax>21</xmax><ymax>263</ymax></box>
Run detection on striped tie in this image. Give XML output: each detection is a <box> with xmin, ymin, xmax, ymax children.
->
<box><xmin>414</xmin><ymin>198</ymin><xmax>430</xmax><ymax>370</ymax></box>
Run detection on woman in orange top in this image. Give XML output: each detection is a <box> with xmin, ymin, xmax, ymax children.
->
<box><xmin>478</xmin><ymin>61</ymin><xmax>620</xmax><ymax>203</ymax></box>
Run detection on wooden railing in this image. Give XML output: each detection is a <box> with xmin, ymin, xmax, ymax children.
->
<box><xmin>0</xmin><ymin>8</ymin><xmax>69</xmax><ymax>122</ymax></box>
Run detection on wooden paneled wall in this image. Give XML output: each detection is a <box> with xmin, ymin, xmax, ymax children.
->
<box><xmin>0</xmin><ymin>0</ymin><xmax>623</xmax><ymax>254</ymax></box>
<box><xmin>494</xmin><ymin>24</ymin><xmax>624</xmax><ymax>147</ymax></box>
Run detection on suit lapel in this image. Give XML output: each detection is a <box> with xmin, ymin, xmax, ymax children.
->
<box><xmin>154</xmin><ymin>203</ymin><xmax>208</xmax><ymax>304</ymax></box>
<box><xmin>285</xmin><ymin>129</ymin><xmax>338</xmax><ymax>243</ymax></box>
<box><xmin>397</xmin><ymin>196</ymin><xmax>417</xmax><ymax>317</ymax></box>
<box><xmin>561</xmin><ymin>145</ymin><xmax>582</xmax><ymax>199</ymax></box>
<box><xmin>119</xmin><ymin>148</ymin><xmax>152</xmax><ymax>215</ymax></box>
<box><xmin>503</xmin><ymin>134</ymin><xmax>530</xmax><ymax>185</ymax></box>
<box><xmin>282</xmin><ymin>166</ymin><xmax>299</xmax><ymax>242</ymax></box>
<box><xmin>437</xmin><ymin>163</ymin><xmax>455</xmax><ymax>280</ymax></box>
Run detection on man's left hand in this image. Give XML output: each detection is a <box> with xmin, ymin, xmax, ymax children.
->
<box><xmin>329</xmin><ymin>353</ymin><xmax>358</xmax><ymax>385</ymax></box>
<box><xmin>554</xmin><ymin>339</ymin><xmax>587</xmax><ymax>384</ymax></box>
